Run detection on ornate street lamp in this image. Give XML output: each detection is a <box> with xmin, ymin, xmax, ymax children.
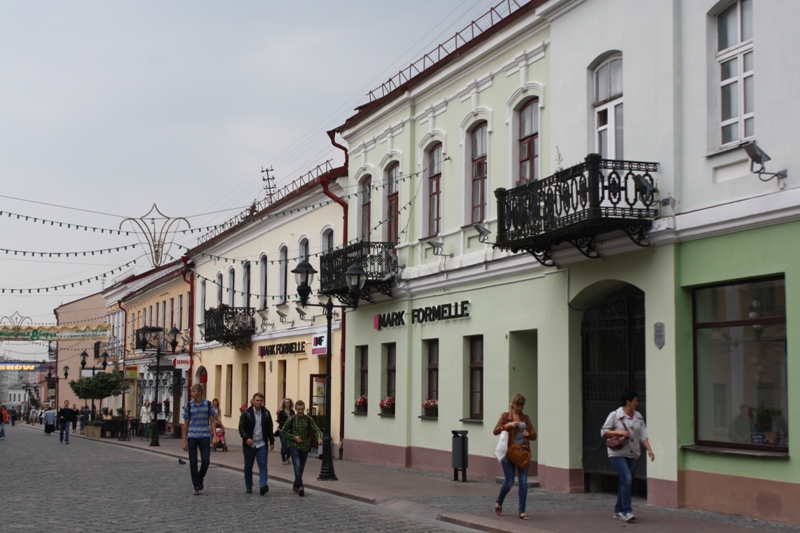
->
<box><xmin>291</xmin><ymin>259</ymin><xmax>367</xmax><ymax>481</ymax></box>
<box><xmin>81</xmin><ymin>350</ymin><xmax>108</xmax><ymax>420</ymax></box>
<box><xmin>138</xmin><ymin>325</ymin><xmax>181</xmax><ymax>447</ymax></box>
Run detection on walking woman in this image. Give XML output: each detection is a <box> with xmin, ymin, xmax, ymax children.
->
<box><xmin>276</xmin><ymin>398</ymin><xmax>295</xmax><ymax>465</ymax></box>
<box><xmin>493</xmin><ymin>393</ymin><xmax>536</xmax><ymax>520</ymax></box>
<box><xmin>601</xmin><ymin>390</ymin><xmax>655</xmax><ymax>523</ymax></box>
<box><xmin>140</xmin><ymin>400</ymin><xmax>152</xmax><ymax>439</ymax></box>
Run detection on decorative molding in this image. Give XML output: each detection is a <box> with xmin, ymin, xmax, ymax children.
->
<box><xmin>501</xmin><ymin>40</ymin><xmax>549</xmax><ymax>76</ymax></box>
<box><xmin>459</xmin><ymin>107</ymin><xmax>494</xmax><ymax>139</ymax></box>
<box><xmin>418</xmin><ymin>129</ymin><xmax>446</xmax><ymax>151</ymax></box>
<box><xmin>506</xmin><ymin>82</ymin><xmax>545</xmax><ymax>119</ymax></box>
<box><xmin>379</xmin><ymin>150</ymin><xmax>402</xmax><ymax>171</ymax></box>
<box><xmin>353</xmin><ymin>164</ymin><xmax>375</xmax><ymax>183</ymax></box>
<box><xmin>458</xmin><ymin>74</ymin><xmax>494</xmax><ymax>103</ymax></box>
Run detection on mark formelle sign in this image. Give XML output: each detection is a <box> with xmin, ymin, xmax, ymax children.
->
<box><xmin>374</xmin><ymin>300</ymin><xmax>470</xmax><ymax>330</ymax></box>
<box><xmin>258</xmin><ymin>334</ymin><xmax>328</xmax><ymax>357</ymax></box>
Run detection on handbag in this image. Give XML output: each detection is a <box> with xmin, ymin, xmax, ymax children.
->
<box><xmin>605</xmin><ymin>420</ymin><xmax>630</xmax><ymax>450</ymax></box>
<box><xmin>494</xmin><ymin>430</ymin><xmax>509</xmax><ymax>462</ymax></box>
<box><xmin>506</xmin><ymin>442</ymin><xmax>531</xmax><ymax>469</ymax></box>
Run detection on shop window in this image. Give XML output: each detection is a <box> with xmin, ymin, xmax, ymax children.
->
<box><xmin>427</xmin><ymin>339</ymin><xmax>439</xmax><ymax>402</ymax></box>
<box><xmin>468</xmin><ymin>336</ymin><xmax>483</xmax><ymax>419</ymax></box>
<box><xmin>693</xmin><ymin>276</ymin><xmax>787</xmax><ymax>450</ymax></box>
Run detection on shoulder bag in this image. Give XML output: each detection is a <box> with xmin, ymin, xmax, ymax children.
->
<box><xmin>605</xmin><ymin>419</ymin><xmax>630</xmax><ymax>450</ymax></box>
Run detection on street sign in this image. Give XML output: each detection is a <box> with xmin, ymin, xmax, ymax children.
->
<box><xmin>172</xmin><ymin>355</ymin><xmax>190</xmax><ymax>370</ymax></box>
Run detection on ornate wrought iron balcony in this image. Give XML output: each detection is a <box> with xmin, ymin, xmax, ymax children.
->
<box><xmin>203</xmin><ymin>306</ymin><xmax>255</xmax><ymax>350</ymax></box>
<box><xmin>494</xmin><ymin>154</ymin><xmax>658</xmax><ymax>266</ymax></box>
<box><xmin>319</xmin><ymin>241</ymin><xmax>398</xmax><ymax>306</ymax></box>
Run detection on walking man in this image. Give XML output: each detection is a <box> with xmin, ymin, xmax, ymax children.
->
<box><xmin>281</xmin><ymin>399</ymin><xmax>322</xmax><ymax>496</ymax></box>
<box><xmin>58</xmin><ymin>400</ymin><xmax>73</xmax><ymax>444</ymax></box>
<box><xmin>0</xmin><ymin>403</ymin><xmax>8</xmax><ymax>440</ymax></box>
<box><xmin>238</xmin><ymin>392</ymin><xmax>275</xmax><ymax>495</ymax></box>
<box><xmin>43</xmin><ymin>405</ymin><xmax>56</xmax><ymax>435</ymax></box>
<box><xmin>182</xmin><ymin>383</ymin><xmax>217</xmax><ymax>495</ymax></box>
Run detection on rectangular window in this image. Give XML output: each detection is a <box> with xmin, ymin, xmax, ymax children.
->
<box><xmin>469</xmin><ymin>336</ymin><xmax>483</xmax><ymax>419</ymax></box>
<box><xmin>186</xmin><ymin>292</ymin><xmax>190</xmax><ymax>329</ymax></box>
<box><xmin>693</xmin><ymin>276</ymin><xmax>787</xmax><ymax>450</ymax></box>
<box><xmin>427</xmin><ymin>339</ymin><xmax>439</xmax><ymax>401</ymax></box>
<box><xmin>214</xmin><ymin>365</ymin><xmax>222</xmax><ymax>407</ymax></box>
<box><xmin>387</xmin><ymin>164</ymin><xmax>399</xmax><ymax>248</ymax></box>
<box><xmin>717</xmin><ymin>0</ymin><xmax>754</xmax><ymax>145</ymax></box>
<box><xmin>243</xmin><ymin>262</ymin><xmax>251</xmax><ymax>308</ymax></box>
<box><xmin>178</xmin><ymin>295</ymin><xmax>183</xmax><ymax>331</ymax></box>
<box><xmin>279</xmin><ymin>247</ymin><xmax>288</xmax><ymax>304</ymax></box>
<box><xmin>225</xmin><ymin>364</ymin><xmax>233</xmax><ymax>417</ymax></box>
<box><xmin>241</xmin><ymin>363</ymin><xmax>249</xmax><ymax>409</ymax></box>
<box><xmin>258</xmin><ymin>362</ymin><xmax>266</xmax><ymax>399</ymax></box>
<box><xmin>518</xmin><ymin>100</ymin><xmax>539</xmax><ymax>185</ymax></box>
<box><xmin>361</xmin><ymin>178</ymin><xmax>372</xmax><ymax>242</ymax></box>
<box><xmin>259</xmin><ymin>256</ymin><xmax>268</xmax><ymax>310</ymax></box>
<box><xmin>359</xmin><ymin>346</ymin><xmax>369</xmax><ymax>399</ymax></box>
<box><xmin>428</xmin><ymin>145</ymin><xmax>442</xmax><ymax>236</ymax></box>
<box><xmin>169</xmin><ymin>298</ymin><xmax>174</xmax><ymax>328</ymax></box>
<box><xmin>385</xmin><ymin>343</ymin><xmax>396</xmax><ymax>399</ymax></box>
<box><xmin>162</xmin><ymin>301</ymin><xmax>166</xmax><ymax>331</ymax></box>
<box><xmin>471</xmin><ymin>125</ymin><xmax>487</xmax><ymax>223</ymax></box>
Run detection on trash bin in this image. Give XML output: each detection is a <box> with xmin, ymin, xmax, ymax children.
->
<box><xmin>451</xmin><ymin>430</ymin><xmax>468</xmax><ymax>482</ymax></box>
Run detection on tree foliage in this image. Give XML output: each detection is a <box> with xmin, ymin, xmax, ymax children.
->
<box><xmin>69</xmin><ymin>371</ymin><xmax>130</xmax><ymax>401</ymax></box>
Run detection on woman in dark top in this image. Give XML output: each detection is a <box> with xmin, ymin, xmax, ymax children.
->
<box><xmin>493</xmin><ymin>393</ymin><xmax>536</xmax><ymax>520</ymax></box>
<box><xmin>276</xmin><ymin>398</ymin><xmax>295</xmax><ymax>465</ymax></box>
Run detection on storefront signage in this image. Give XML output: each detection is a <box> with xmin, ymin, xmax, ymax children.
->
<box><xmin>258</xmin><ymin>341</ymin><xmax>307</xmax><ymax>357</ymax></box>
<box><xmin>374</xmin><ymin>301</ymin><xmax>470</xmax><ymax>330</ymax></box>
<box><xmin>311</xmin><ymin>334</ymin><xmax>327</xmax><ymax>355</ymax></box>
<box><xmin>0</xmin><ymin>326</ymin><xmax>109</xmax><ymax>341</ymax></box>
<box><xmin>0</xmin><ymin>362</ymin><xmax>49</xmax><ymax>372</ymax></box>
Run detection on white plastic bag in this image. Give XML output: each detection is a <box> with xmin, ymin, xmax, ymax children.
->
<box><xmin>494</xmin><ymin>430</ymin><xmax>509</xmax><ymax>462</ymax></box>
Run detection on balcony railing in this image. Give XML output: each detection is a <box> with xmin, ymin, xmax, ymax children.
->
<box><xmin>494</xmin><ymin>154</ymin><xmax>659</xmax><ymax>266</ymax></box>
<box><xmin>319</xmin><ymin>241</ymin><xmax>398</xmax><ymax>306</ymax></box>
<box><xmin>203</xmin><ymin>306</ymin><xmax>256</xmax><ymax>350</ymax></box>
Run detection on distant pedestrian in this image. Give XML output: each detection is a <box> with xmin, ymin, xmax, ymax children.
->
<box><xmin>211</xmin><ymin>398</ymin><xmax>224</xmax><ymax>432</ymax></box>
<box><xmin>29</xmin><ymin>407</ymin><xmax>38</xmax><ymax>425</ymax></box>
<box><xmin>494</xmin><ymin>393</ymin><xmax>536</xmax><ymax>520</ymax></box>
<box><xmin>10</xmin><ymin>409</ymin><xmax>17</xmax><ymax>426</ymax></box>
<box><xmin>238</xmin><ymin>392</ymin><xmax>275</xmax><ymax>495</ymax></box>
<box><xmin>281</xmin><ymin>399</ymin><xmax>322</xmax><ymax>497</ymax></box>
<box><xmin>58</xmin><ymin>400</ymin><xmax>74</xmax><ymax>444</ymax></box>
<box><xmin>43</xmin><ymin>405</ymin><xmax>56</xmax><ymax>435</ymax></box>
<box><xmin>182</xmin><ymin>384</ymin><xmax>218</xmax><ymax>495</ymax></box>
<box><xmin>140</xmin><ymin>400</ymin><xmax>152</xmax><ymax>439</ymax></box>
<box><xmin>0</xmin><ymin>403</ymin><xmax>9</xmax><ymax>440</ymax></box>
<box><xmin>276</xmin><ymin>398</ymin><xmax>295</xmax><ymax>465</ymax></box>
<box><xmin>71</xmin><ymin>404</ymin><xmax>78</xmax><ymax>431</ymax></box>
<box><xmin>601</xmin><ymin>390</ymin><xmax>655</xmax><ymax>523</ymax></box>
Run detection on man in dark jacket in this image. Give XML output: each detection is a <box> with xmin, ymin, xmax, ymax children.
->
<box><xmin>57</xmin><ymin>400</ymin><xmax>74</xmax><ymax>444</ymax></box>
<box><xmin>238</xmin><ymin>392</ymin><xmax>274</xmax><ymax>495</ymax></box>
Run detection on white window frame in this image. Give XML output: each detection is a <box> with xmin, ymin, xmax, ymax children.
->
<box><xmin>259</xmin><ymin>254</ymin><xmax>268</xmax><ymax>310</ymax></box>
<box><xmin>228</xmin><ymin>267</ymin><xmax>236</xmax><ymax>307</ymax></box>
<box><xmin>716</xmin><ymin>0</ymin><xmax>754</xmax><ymax>147</ymax></box>
<box><xmin>216</xmin><ymin>273</ymin><xmax>223</xmax><ymax>306</ymax></box>
<box><xmin>278</xmin><ymin>245</ymin><xmax>288</xmax><ymax>305</ymax></box>
<box><xmin>242</xmin><ymin>261</ymin><xmax>251</xmax><ymax>308</ymax></box>
<box><xmin>593</xmin><ymin>57</ymin><xmax>623</xmax><ymax>160</ymax></box>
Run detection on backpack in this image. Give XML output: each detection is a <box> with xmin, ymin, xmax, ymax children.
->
<box><xmin>1</xmin><ymin>409</ymin><xmax>9</xmax><ymax>424</ymax></box>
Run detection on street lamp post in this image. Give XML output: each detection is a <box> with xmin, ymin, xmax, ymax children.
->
<box><xmin>137</xmin><ymin>326</ymin><xmax>180</xmax><ymax>447</ymax></box>
<box><xmin>292</xmin><ymin>259</ymin><xmax>367</xmax><ymax>481</ymax></box>
<box><xmin>80</xmin><ymin>350</ymin><xmax>108</xmax><ymax>420</ymax></box>
<box><xmin>47</xmin><ymin>366</ymin><xmax>69</xmax><ymax>408</ymax></box>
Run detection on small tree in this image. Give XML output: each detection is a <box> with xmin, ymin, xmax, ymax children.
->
<box><xmin>69</xmin><ymin>371</ymin><xmax>130</xmax><ymax>416</ymax></box>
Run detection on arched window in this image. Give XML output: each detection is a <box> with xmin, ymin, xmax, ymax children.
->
<box><xmin>259</xmin><ymin>254</ymin><xmax>268</xmax><ymax>310</ymax></box>
<box><xmin>299</xmin><ymin>238</ymin><xmax>309</xmax><ymax>261</ymax></box>
<box><xmin>216</xmin><ymin>273</ymin><xmax>223</xmax><ymax>306</ymax></box>
<box><xmin>386</xmin><ymin>162</ymin><xmax>399</xmax><ymax>247</ymax></box>
<box><xmin>469</xmin><ymin>123</ymin><xmax>488</xmax><ymax>223</ymax></box>
<box><xmin>594</xmin><ymin>56</ymin><xmax>623</xmax><ymax>159</ymax></box>
<box><xmin>426</xmin><ymin>143</ymin><xmax>442</xmax><ymax>236</ymax></box>
<box><xmin>228</xmin><ymin>267</ymin><xmax>236</xmax><ymax>307</ymax></box>
<box><xmin>279</xmin><ymin>245</ymin><xmax>288</xmax><ymax>304</ymax></box>
<box><xmin>518</xmin><ymin>99</ymin><xmax>539</xmax><ymax>185</ymax></box>
<box><xmin>242</xmin><ymin>261</ymin><xmax>251</xmax><ymax>308</ymax></box>
<box><xmin>200</xmin><ymin>280</ymin><xmax>207</xmax><ymax>318</ymax></box>
<box><xmin>359</xmin><ymin>176</ymin><xmax>372</xmax><ymax>242</ymax></box>
<box><xmin>321</xmin><ymin>228</ymin><xmax>334</xmax><ymax>253</ymax></box>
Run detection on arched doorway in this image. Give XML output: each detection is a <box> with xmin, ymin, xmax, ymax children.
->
<box><xmin>581</xmin><ymin>285</ymin><xmax>647</xmax><ymax>492</ymax></box>
<box><xmin>195</xmin><ymin>366</ymin><xmax>208</xmax><ymax>398</ymax></box>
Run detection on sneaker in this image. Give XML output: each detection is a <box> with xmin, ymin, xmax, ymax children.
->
<box><xmin>260</xmin><ymin>485</ymin><xmax>269</xmax><ymax>496</ymax></box>
<box><xmin>623</xmin><ymin>513</ymin><xmax>636</xmax><ymax>522</ymax></box>
<box><xmin>613</xmin><ymin>512</ymin><xmax>624</xmax><ymax>520</ymax></box>
<box><xmin>245</xmin><ymin>488</ymin><xmax>252</xmax><ymax>494</ymax></box>
<box><xmin>193</xmin><ymin>489</ymin><xmax>200</xmax><ymax>496</ymax></box>
<box><xmin>293</xmin><ymin>486</ymin><xmax>299</xmax><ymax>493</ymax></box>
<box><xmin>298</xmin><ymin>486</ymin><xmax>304</xmax><ymax>497</ymax></box>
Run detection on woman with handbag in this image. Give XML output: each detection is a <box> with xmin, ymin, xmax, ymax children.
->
<box><xmin>276</xmin><ymin>398</ymin><xmax>295</xmax><ymax>465</ymax></box>
<box><xmin>493</xmin><ymin>393</ymin><xmax>536</xmax><ymax>520</ymax></box>
<box><xmin>601</xmin><ymin>390</ymin><xmax>655</xmax><ymax>523</ymax></box>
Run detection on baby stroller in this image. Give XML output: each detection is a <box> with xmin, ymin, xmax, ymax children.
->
<box><xmin>212</xmin><ymin>425</ymin><xmax>228</xmax><ymax>452</ymax></box>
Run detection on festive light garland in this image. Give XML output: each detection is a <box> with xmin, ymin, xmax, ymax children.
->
<box><xmin>0</xmin><ymin>243</ymin><xmax>138</xmax><ymax>258</ymax></box>
<box><xmin>0</xmin><ymin>256</ymin><xmax>143</xmax><ymax>294</ymax></box>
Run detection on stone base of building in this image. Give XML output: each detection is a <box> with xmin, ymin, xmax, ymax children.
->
<box><xmin>537</xmin><ymin>464</ymin><xmax>583</xmax><ymax>493</ymax></box>
<box><xmin>343</xmin><ymin>439</ymin><xmax>537</xmax><ymax>480</ymax></box>
<box><xmin>679</xmin><ymin>470</ymin><xmax>800</xmax><ymax>525</ymax></box>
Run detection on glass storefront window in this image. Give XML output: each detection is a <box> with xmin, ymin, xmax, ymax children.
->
<box><xmin>694</xmin><ymin>277</ymin><xmax>788</xmax><ymax>450</ymax></box>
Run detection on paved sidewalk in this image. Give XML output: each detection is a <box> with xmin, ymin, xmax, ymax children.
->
<box><xmin>20</xmin><ymin>423</ymin><xmax>794</xmax><ymax>533</ymax></box>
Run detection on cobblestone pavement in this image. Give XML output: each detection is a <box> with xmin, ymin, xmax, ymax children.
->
<box><xmin>0</xmin><ymin>426</ymin><xmax>471</xmax><ymax>532</ymax></box>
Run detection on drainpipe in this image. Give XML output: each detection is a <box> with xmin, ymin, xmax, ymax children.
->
<box><xmin>181</xmin><ymin>255</ymin><xmax>195</xmax><ymax>432</ymax></box>
<box><xmin>324</xmin><ymin>128</ymin><xmax>349</xmax><ymax>457</ymax></box>
<box><xmin>119</xmin><ymin>302</ymin><xmax>128</xmax><ymax>412</ymax></box>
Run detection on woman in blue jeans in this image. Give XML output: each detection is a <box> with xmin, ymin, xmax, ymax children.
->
<box><xmin>493</xmin><ymin>393</ymin><xmax>536</xmax><ymax>520</ymax></box>
<box><xmin>601</xmin><ymin>390</ymin><xmax>655</xmax><ymax>523</ymax></box>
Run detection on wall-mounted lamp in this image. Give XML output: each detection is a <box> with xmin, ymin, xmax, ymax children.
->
<box><xmin>296</xmin><ymin>307</ymin><xmax>317</xmax><ymax>322</ymax></box>
<box><xmin>743</xmin><ymin>141</ymin><xmax>788</xmax><ymax>183</ymax></box>
<box><xmin>472</xmin><ymin>223</ymin><xmax>493</xmax><ymax>244</ymax></box>
<box><xmin>427</xmin><ymin>241</ymin><xmax>453</xmax><ymax>258</ymax></box>
<box><xmin>276</xmin><ymin>310</ymin><xmax>294</xmax><ymax>327</ymax></box>
<box><xmin>258</xmin><ymin>310</ymin><xmax>274</xmax><ymax>332</ymax></box>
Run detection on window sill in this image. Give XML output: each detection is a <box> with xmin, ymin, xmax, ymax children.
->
<box><xmin>705</xmin><ymin>140</ymin><xmax>752</xmax><ymax>159</ymax></box>
<box><xmin>418</xmin><ymin>235</ymin><xmax>440</xmax><ymax>242</ymax></box>
<box><xmin>377</xmin><ymin>413</ymin><xmax>395</xmax><ymax>418</ymax></box>
<box><xmin>351</xmin><ymin>411</ymin><xmax>368</xmax><ymax>416</ymax></box>
<box><xmin>419</xmin><ymin>415</ymin><xmax>438</xmax><ymax>420</ymax></box>
<box><xmin>459</xmin><ymin>418</ymin><xmax>483</xmax><ymax>424</ymax></box>
<box><xmin>681</xmin><ymin>444</ymin><xmax>788</xmax><ymax>459</ymax></box>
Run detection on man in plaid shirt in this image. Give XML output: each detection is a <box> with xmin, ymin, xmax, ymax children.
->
<box><xmin>281</xmin><ymin>399</ymin><xmax>322</xmax><ymax>496</ymax></box>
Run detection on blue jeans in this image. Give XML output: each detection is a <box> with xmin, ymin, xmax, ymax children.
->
<box><xmin>496</xmin><ymin>457</ymin><xmax>528</xmax><ymax>514</ymax></box>
<box><xmin>187</xmin><ymin>437</ymin><xmax>211</xmax><ymax>490</ymax></box>
<box><xmin>288</xmin><ymin>447</ymin><xmax>309</xmax><ymax>489</ymax></box>
<box><xmin>59</xmin><ymin>421</ymin><xmax>70</xmax><ymax>443</ymax></box>
<box><xmin>243</xmin><ymin>444</ymin><xmax>269</xmax><ymax>489</ymax></box>
<box><xmin>610</xmin><ymin>456</ymin><xmax>637</xmax><ymax>514</ymax></box>
<box><xmin>0</xmin><ymin>422</ymin><xmax>5</xmax><ymax>439</ymax></box>
<box><xmin>279</xmin><ymin>432</ymin><xmax>290</xmax><ymax>462</ymax></box>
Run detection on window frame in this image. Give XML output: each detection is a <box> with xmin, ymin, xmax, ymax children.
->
<box><xmin>228</xmin><ymin>267</ymin><xmax>236</xmax><ymax>307</ymax></box>
<box><xmin>470</xmin><ymin>123</ymin><xmax>488</xmax><ymax>224</ymax></box>
<box><xmin>469</xmin><ymin>336</ymin><xmax>483</xmax><ymax>420</ymax></box>
<box><xmin>427</xmin><ymin>339</ymin><xmax>439</xmax><ymax>402</ymax></box>
<box><xmin>517</xmin><ymin>99</ymin><xmax>539</xmax><ymax>186</ymax></box>
<box><xmin>593</xmin><ymin>56</ymin><xmax>623</xmax><ymax>160</ymax></box>
<box><xmin>427</xmin><ymin>143</ymin><xmax>442</xmax><ymax>237</ymax></box>
<box><xmin>216</xmin><ymin>273</ymin><xmax>223</xmax><ymax>306</ymax></box>
<box><xmin>359</xmin><ymin>346</ymin><xmax>369</xmax><ymax>399</ymax></box>
<box><xmin>360</xmin><ymin>176</ymin><xmax>372</xmax><ymax>242</ymax></box>
<box><xmin>242</xmin><ymin>261</ymin><xmax>251</xmax><ymax>308</ymax></box>
<box><xmin>716</xmin><ymin>0</ymin><xmax>754</xmax><ymax>147</ymax></box>
<box><xmin>386</xmin><ymin>163</ymin><xmax>400</xmax><ymax>248</ymax></box>
<box><xmin>278</xmin><ymin>246</ymin><xmax>288</xmax><ymax>305</ymax></box>
<box><xmin>386</xmin><ymin>343</ymin><xmax>396</xmax><ymax>400</ymax></box>
<box><xmin>259</xmin><ymin>254</ymin><xmax>268</xmax><ymax>310</ymax></box>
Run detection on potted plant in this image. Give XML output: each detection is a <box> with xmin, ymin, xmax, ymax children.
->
<box><xmin>85</xmin><ymin>420</ymin><xmax>104</xmax><ymax>438</ymax></box>
<box><xmin>422</xmin><ymin>398</ymin><xmax>438</xmax><ymax>417</ymax></box>
<box><xmin>354</xmin><ymin>395</ymin><xmax>368</xmax><ymax>414</ymax></box>
<box><xmin>379</xmin><ymin>396</ymin><xmax>395</xmax><ymax>415</ymax></box>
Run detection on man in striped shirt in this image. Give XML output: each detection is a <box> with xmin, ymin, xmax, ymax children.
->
<box><xmin>182</xmin><ymin>384</ymin><xmax>218</xmax><ymax>495</ymax></box>
<box><xmin>281</xmin><ymin>399</ymin><xmax>322</xmax><ymax>496</ymax></box>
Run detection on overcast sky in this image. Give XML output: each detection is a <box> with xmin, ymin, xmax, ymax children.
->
<box><xmin>0</xmin><ymin>0</ymin><xmax>497</xmax><ymax>360</ymax></box>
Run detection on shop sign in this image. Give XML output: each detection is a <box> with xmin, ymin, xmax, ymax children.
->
<box><xmin>311</xmin><ymin>333</ymin><xmax>327</xmax><ymax>355</ymax></box>
<box><xmin>374</xmin><ymin>300</ymin><xmax>470</xmax><ymax>330</ymax></box>
<box><xmin>0</xmin><ymin>362</ymin><xmax>48</xmax><ymax>372</ymax></box>
<box><xmin>258</xmin><ymin>341</ymin><xmax>307</xmax><ymax>357</ymax></box>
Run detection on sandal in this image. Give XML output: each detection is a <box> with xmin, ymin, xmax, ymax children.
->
<box><xmin>519</xmin><ymin>513</ymin><xmax>530</xmax><ymax>520</ymax></box>
<box><xmin>494</xmin><ymin>502</ymin><xmax>502</xmax><ymax>515</ymax></box>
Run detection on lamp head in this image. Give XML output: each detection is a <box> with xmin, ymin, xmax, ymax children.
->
<box><xmin>168</xmin><ymin>326</ymin><xmax>181</xmax><ymax>352</ymax></box>
<box><xmin>63</xmin><ymin>365</ymin><xmax>69</xmax><ymax>379</ymax></box>
<box><xmin>101</xmin><ymin>352</ymin><xmax>108</xmax><ymax>369</ymax></box>
<box><xmin>80</xmin><ymin>350</ymin><xmax>88</xmax><ymax>368</ymax></box>
<box><xmin>292</xmin><ymin>259</ymin><xmax>317</xmax><ymax>305</ymax></box>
